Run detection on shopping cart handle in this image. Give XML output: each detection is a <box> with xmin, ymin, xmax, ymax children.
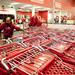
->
<box><xmin>5</xmin><ymin>38</ymin><xmax>12</xmax><ymax>43</ymax></box>
<box><xmin>1</xmin><ymin>58</ymin><xmax>9</xmax><ymax>70</ymax></box>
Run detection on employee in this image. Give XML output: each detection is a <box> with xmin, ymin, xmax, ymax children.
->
<box><xmin>0</xmin><ymin>17</ymin><xmax>22</xmax><ymax>39</ymax></box>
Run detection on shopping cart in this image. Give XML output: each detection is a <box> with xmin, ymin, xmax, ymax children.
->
<box><xmin>1</xmin><ymin>47</ymin><xmax>55</xmax><ymax>75</ymax></box>
<box><xmin>0</xmin><ymin>39</ymin><xmax>10</xmax><ymax>46</ymax></box>
<box><xmin>0</xmin><ymin>42</ymin><xmax>25</xmax><ymax>75</ymax></box>
<box><xmin>60</xmin><ymin>34</ymin><xmax>75</xmax><ymax>43</ymax></box>
<box><xmin>41</xmin><ymin>39</ymin><xmax>75</xmax><ymax>65</ymax></box>
<box><xmin>0</xmin><ymin>42</ymin><xmax>25</xmax><ymax>61</ymax></box>
<box><xmin>38</xmin><ymin>57</ymin><xmax>75</xmax><ymax>75</ymax></box>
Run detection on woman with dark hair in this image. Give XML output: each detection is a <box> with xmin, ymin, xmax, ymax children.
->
<box><xmin>0</xmin><ymin>17</ymin><xmax>22</xmax><ymax>39</ymax></box>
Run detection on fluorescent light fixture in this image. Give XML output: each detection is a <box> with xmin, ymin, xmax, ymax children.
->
<box><xmin>33</xmin><ymin>6</ymin><xmax>42</xmax><ymax>8</ymax></box>
<box><xmin>20</xmin><ymin>4</ymin><xmax>33</xmax><ymax>8</ymax></box>
<box><xmin>10</xmin><ymin>2</ymin><xmax>20</xmax><ymax>5</ymax></box>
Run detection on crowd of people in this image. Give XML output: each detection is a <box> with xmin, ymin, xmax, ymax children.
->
<box><xmin>54</xmin><ymin>16</ymin><xmax>68</xmax><ymax>24</ymax></box>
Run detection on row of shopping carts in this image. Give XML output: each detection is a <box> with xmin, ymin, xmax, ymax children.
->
<box><xmin>0</xmin><ymin>25</ymin><xmax>75</xmax><ymax>75</ymax></box>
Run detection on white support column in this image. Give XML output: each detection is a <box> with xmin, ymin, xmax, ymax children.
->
<box><xmin>59</xmin><ymin>10</ymin><xmax>61</xmax><ymax>24</ymax></box>
<box><xmin>48</xmin><ymin>11</ymin><xmax>50</xmax><ymax>23</ymax></box>
<box><xmin>32</xmin><ymin>7</ymin><xmax>36</xmax><ymax>16</ymax></box>
<box><xmin>69</xmin><ymin>12</ymin><xmax>71</xmax><ymax>19</ymax></box>
<box><xmin>52</xmin><ymin>0</ymin><xmax>55</xmax><ymax>23</ymax></box>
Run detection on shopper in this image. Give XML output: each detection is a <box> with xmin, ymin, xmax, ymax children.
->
<box><xmin>54</xmin><ymin>16</ymin><xmax>59</xmax><ymax>24</ymax></box>
<box><xmin>29</xmin><ymin>15</ymin><xmax>42</xmax><ymax>27</ymax></box>
<box><xmin>16</xmin><ymin>17</ymin><xmax>19</xmax><ymax>24</ymax></box>
<box><xmin>61</xmin><ymin>16</ymin><xmax>64</xmax><ymax>24</ymax></box>
<box><xmin>0</xmin><ymin>17</ymin><xmax>22</xmax><ymax>39</ymax></box>
<box><xmin>22</xmin><ymin>16</ymin><xmax>26</xmax><ymax>23</ymax></box>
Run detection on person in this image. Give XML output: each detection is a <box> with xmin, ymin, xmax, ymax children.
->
<box><xmin>37</xmin><ymin>16</ymin><xmax>42</xmax><ymax>26</ymax></box>
<box><xmin>22</xmin><ymin>16</ymin><xmax>26</xmax><ymax>23</ymax></box>
<box><xmin>63</xmin><ymin>16</ymin><xmax>67</xmax><ymax>24</ymax></box>
<box><xmin>0</xmin><ymin>17</ymin><xmax>22</xmax><ymax>39</ymax></box>
<box><xmin>16</xmin><ymin>17</ymin><xmax>19</xmax><ymax>24</ymax></box>
<box><xmin>29</xmin><ymin>15</ymin><xmax>42</xmax><ymax>27</ymax></box>
<box><xmin>54</xmin><ymin>16</ymin><xmax>59</xmax><ymax>23</ymax></box>
<box><xmin>61</xmin><ymin>16</ymin><xmax>64</xmax><ymax>24</ymax></box>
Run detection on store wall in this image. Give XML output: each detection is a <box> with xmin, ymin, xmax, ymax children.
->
<box><xmin>54</xmin><ymin>0</ymin><xmax>75</xmax><ymax>20</ymax></box>
<box><xmin>55</xmin><ymin>0</ymin><xmax>73</xmax><ymax>10</ymax></box>
<box><xmin>38</xmin><ymin>11</ymin><xmax>48</xmax><ymax>22</ymax></box>
<box><xmin>17</xmin><ymin>11</ymin><xmax>48</xmax><ymax>22</ymax></box>
<box><xmin>72</xmin><ymin>0</ymin><xmax>75</xmax><ymax>6</ymax></box>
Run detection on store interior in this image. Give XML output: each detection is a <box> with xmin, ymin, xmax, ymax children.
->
<box><xmin>0</xmin><ymin>0</ymin><xmax>75</xmax><ymax>75</ymax></box>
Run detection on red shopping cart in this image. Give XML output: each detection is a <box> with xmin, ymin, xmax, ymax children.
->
<box><xmin>1</xmin><ymin>47</ymin><xmax>55</xmax><ymax>75</ymax></box>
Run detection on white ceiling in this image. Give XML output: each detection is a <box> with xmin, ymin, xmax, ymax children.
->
<box><xmin>0</xmin><ymin>0</ymin><xmax>14</xmax><ymax>6</ymax></box>
<box><xmin>0</xmin><ymin>0</ymin><xmax>51</xmax><ymax>12</ymax></box>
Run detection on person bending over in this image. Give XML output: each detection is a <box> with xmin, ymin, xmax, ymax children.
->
<box><xmin>29</xmin><ymin>15</ymin><xmax>42</xmax><ymax>27</ymax></box>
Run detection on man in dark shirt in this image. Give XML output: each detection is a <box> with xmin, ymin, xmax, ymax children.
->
<box><xmin>0</xmin><ymin>17</ymin><xmax>21</xmax><ymax>39</ymax></box>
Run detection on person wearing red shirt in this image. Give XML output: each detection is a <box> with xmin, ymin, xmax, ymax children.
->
<box><xmin>29</xmin><ymin>15</ymin><xmax>42</xmax><ymax>27</ymax></box>
<box><xmin>16</xmin><ymin>17</ymin><xmax>19</xmax><ymax>24</ymax></box>
<box><xmin>22</xmin><ymin>17</ymin><xmax>26</xmax><ymax>23</ymax></box>
<box><xmin>0</xmin><ymin>17</ymin><xmax>21</xmax><ymax>39</ymax></box>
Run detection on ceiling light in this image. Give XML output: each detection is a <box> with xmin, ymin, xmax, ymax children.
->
<box><xmin>20</xmin><ymin>4</ymin><xmax>33</xmax><ymax>8</ymax></box>
<box><xmin>10</xmin><ymin>2</ymin><xmax>20</xmax><ymax>5</ymax></box>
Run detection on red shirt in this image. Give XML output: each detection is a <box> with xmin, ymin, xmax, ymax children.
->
<box><xmin>22</xmin><ymin>18</ymin><xmax>26</xmax><ymax>23</ymax></box>
<box><xmin>16</xmin><ymin>19</ymin><xmax>19</xmax><ymax>23</ymax></box>
<box><xmin>0</xmin><ymin>22</ymin><xmax>20</xmax><ymax>38</ymax></box>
